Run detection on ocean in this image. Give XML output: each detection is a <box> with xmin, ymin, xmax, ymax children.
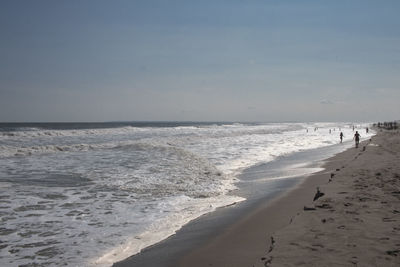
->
<box><xmin>0</xmin><ymin>122</ymin><xmax>373</xmax><ymax>266</ymax></box>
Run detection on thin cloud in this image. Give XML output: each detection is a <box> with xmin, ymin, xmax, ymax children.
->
<box><xmin>320</xmin><ymin>99</ymin><xmax>334</xmax><ymax>105</ymax></box>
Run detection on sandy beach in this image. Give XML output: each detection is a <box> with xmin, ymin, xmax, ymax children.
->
<box><xmin>3</xmin><ymin>2</ymin><xmax>400</xmax><ymax>266</ymax></box>
<box><xmin>179</xmin><ymin>129</ymin><xmax>400</xmax><ymax>267</ymax></box>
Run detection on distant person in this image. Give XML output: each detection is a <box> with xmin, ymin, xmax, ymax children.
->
<box><xmin>340</xmin><ymin>132</ymin><xmax>344</xmax><ymax>143</ymax></box>
<box><xmin>353</xmin><ymin>131</ymin><xmax>361</xmax><ymax>148</ymax></box>
<box><xmin>366</xmin><ymin>127</ymin><xmax>369</xmax><ymax>133</ymax></box>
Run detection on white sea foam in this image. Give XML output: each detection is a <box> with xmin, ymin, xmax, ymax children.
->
<box><xmin>0</xmin><ymin>122</ymin><xmax>374</xmax><ymax>266</ymax></box>
<box><xmin>92</xmin><ymin>194</ymin><xmax>243</xmax><ymax>266</ymax></box>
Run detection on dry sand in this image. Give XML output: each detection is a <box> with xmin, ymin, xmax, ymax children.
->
<box><xmin>179</xmin><ymin>130</ymin><xmax>400</xmax><ymax>267</ymax></box>
<box><xmin>263</xmin><ymin>129</ymin><xmax>400</xmax><ymax>267</ymax></box>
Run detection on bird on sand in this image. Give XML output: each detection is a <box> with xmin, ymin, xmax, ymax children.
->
<box><xmin>313</xmin><ymin>187</ymin><xmax>325</xmax><ymax>201</ymax></box>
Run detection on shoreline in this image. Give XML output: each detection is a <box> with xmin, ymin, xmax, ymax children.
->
<box><xmin>114</xmin><ymin>137</ymin><xmax>364</xmax><ymax>267</ymax></box>
<box><xmin>178</xmin><ymin>138</ymin><xmax>368</xmax><ymax>267</ymax></box>
<box><xmin>179</xmin><ymin>129</ymin><xmax>400</xmax><ymax>267</ymax></box>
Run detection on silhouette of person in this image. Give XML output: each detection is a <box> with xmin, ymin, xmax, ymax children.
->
<box><xmin>354</xmin><ymin>131</ymin><xmax>361</xmax><ymax>148</ymax></box>
<box><xmin>340</xmin><ymin>132</ymin><xmax>343</xmax><ymax>143</ymax></box>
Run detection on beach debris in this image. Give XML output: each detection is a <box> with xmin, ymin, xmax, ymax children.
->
<box><xmin>268</xmin><ymin>236</ymin><xmax>275</xmax><ymax>253</ymax></box>
<box><xmin>263</xmin><ymin>256</ymin><xmax>272</xmax><ymax>266</ymax></box>
<box><xmin>316</xmin><ymin>203</ymin><xmax>333</xmax><ymax>209</ymax></box>
<box><xmin>382</xmin><ymin>217</ymin><xmax>396</xmax><ymax>222</ymax></box>
<box><xmin>313</xmin><ymin>187</ymin><xmax>325</xmax><ymax>201</ymax></box>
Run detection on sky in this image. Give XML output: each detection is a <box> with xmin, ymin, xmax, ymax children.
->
<box><xmin>1</xmin><ymin>0</ymin><xmax>399</xmax><ymax>122</ymax></box>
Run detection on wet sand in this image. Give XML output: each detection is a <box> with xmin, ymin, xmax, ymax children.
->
<box><xmin>114</xmin><ymin>141</ymin><xmax>349</xmax><ymax>267</ymax></box>
<box><xmin>180</xmin><ymin>130</ymin><xmax>400</xmax><ymax>267</ymax></box>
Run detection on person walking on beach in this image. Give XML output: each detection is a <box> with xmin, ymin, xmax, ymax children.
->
<box><xmin>340</xmin><ymin>132</ymin><xmax>344</xmax><ymax>143</ymax></box>
<box><xmin>353</xmin><ymin>131</ymin><xmax>361</xmax><ymax>148</ymax></box>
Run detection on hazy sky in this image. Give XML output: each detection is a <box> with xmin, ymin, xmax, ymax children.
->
<box><xmin>1</xmin><ymin>0</ymin><xmax>399</xmax><ymax>122</ymax></box>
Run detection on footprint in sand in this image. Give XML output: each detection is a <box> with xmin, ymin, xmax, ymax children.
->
<box><xmin>349</xmin><ymin>256</ymin><xmax>358</xmax><ymax>265</ymax></box>
<box><xmin>382</xmin><ymin>217</ymin><xmax>396</xmax><ymax>222</ymax></box>
<box><xmin>321</xmin><ymin>217</ymin><xmax>335</xmax><ymax>223</ymax></box>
